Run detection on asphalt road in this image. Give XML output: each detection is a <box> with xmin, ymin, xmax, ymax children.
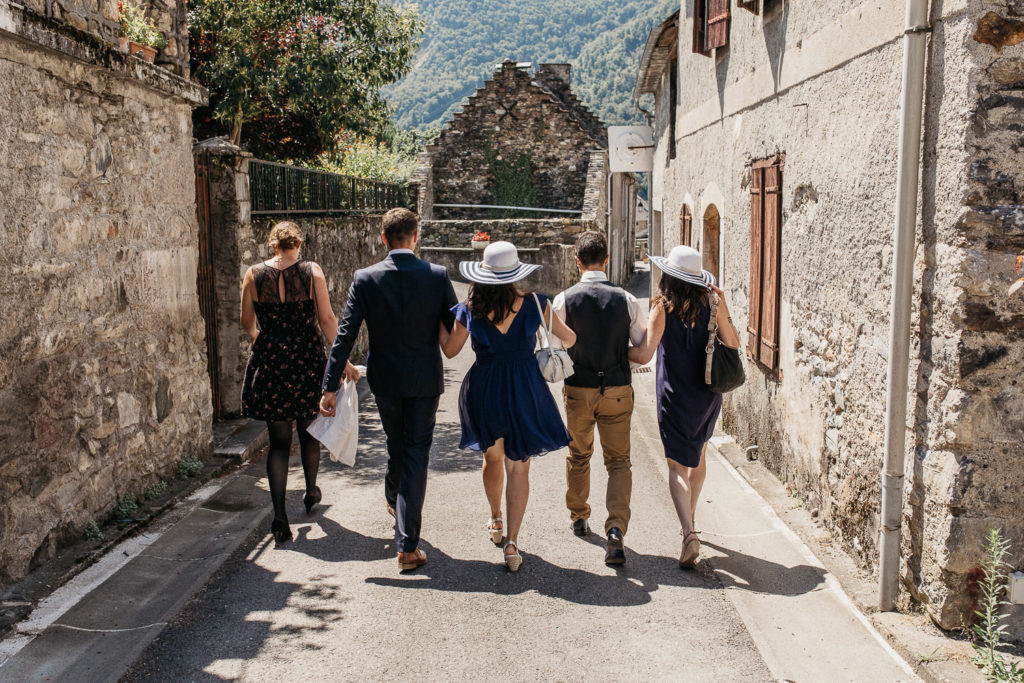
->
<box><xmin>124</xmin><ymin>283</ymin><xmax>775</xmax><ymax>682</ymax></box>
<box><xmin>123</xmin><ymin>276</ymin><xmax>916</xmax><ymax>682</ymax></box>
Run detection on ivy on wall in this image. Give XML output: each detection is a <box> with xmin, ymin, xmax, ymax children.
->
<box><xmin>484</xmin><ymin>145</ymin><xmax>538</xmax><ymax>218</ymax></box>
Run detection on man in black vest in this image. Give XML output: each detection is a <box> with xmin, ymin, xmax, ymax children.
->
<box><xmin>321</xmin><ymin>208</ymin><xmax>457</xmax><ymax>572</ymax></box>
<box><xmin>553</xmin><ymin>231</ymin><xmax>646</xmax><ymax>565</ymax></box>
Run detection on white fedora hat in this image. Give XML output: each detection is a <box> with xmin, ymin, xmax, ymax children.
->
<box><xmin>649</xmin><ymin>245</ymin><xmax>717</xmax><ymax>289</ymax></box>
<box><xmin>459</xmin><ymin>240</ymin><xmax>541</xmax><ymax>284</ymax></box>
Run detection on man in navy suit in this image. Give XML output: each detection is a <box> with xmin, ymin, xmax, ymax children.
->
<box><xmin>320</xmin><ymin>208</ymin><xmax>457</xmax><ymax>571</ymax></box>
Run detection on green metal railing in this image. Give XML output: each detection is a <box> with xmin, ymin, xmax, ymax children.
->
<box><xmin>249</xmin><ymin>159</ymin><xmax>406</xmax><ymax>215</ymax></box>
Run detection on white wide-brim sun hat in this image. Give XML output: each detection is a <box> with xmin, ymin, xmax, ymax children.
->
<box><xmin>459</xmin><ymin>240</ymin><xmax>541</xmax><ymax>284</ymax></box>
<box><xmin>649</xmin><ymin>245</ymin><xmax>717</xmax><ymax>289</ymax></box>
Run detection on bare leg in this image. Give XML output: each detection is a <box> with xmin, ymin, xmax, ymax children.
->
<box><xmin>688</xmin><ymin>445</ymin><xmax>708</xmax><ymax>529</ymax></box>
<box><xmin>482</xmin><ymin>442</ymin><xmax>505</xmax><ymax>521</ymax></box>
<box><xmin>667</xmin><ymin>459</ymin><xmax>696</xmax><ymax>537</ymax></box>
<box><xmin>504</xmin><ymin>455</ymin><xmax>531</xmax><ymax>552</ymax></box>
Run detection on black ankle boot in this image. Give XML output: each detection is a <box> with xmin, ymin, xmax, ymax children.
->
<box><xmin>303</xmin><ymin>486</ymin><xmax>322</xmax><ymax>515</ymax></box>
<box><xmin>271</xmin><ymin>518</ymin><xmax>292</xmax><ymax>543</ymax></box>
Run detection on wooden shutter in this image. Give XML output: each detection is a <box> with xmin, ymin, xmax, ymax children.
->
<box><xmin>707</xmin><ymin>0</ymin><xmax>731</xmax><ymax>51</ymax></box>
<box><xmin>681</xmin><ymin>204</ymin><xmax>692</xmax><ymax>246</ymax></box>
<box><xmin>737</xmin><ymin>0</ymin><xmax>758</xmax><ymax>14</ymax></box>
<box><xmin>748</xmin><ymin>166</ymin><xmax>764</xmax><ymax>357</ymax></box>
<box><xmin>693</xmin><ymin>0</ymin><xmax>708</xmax><ymax>56</ymax></box>
<box><xmin>759</xmin><ymin>162</ymin><xmax>783</xmax><ymax>370</ymax></box>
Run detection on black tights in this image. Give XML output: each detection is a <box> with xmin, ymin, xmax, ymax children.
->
<box><xmin>266</xmin><ymin>419</ymin><xmax>320</xmax><ymax>522</ymax></box>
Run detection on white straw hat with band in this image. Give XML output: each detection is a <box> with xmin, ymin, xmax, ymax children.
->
<box><xmin>649</xmin><ymin>245</ymin><xmax>717</xmax><ymax>289</ymax></box>
<box><xmin>459</xmin><ymin>240</ymin><xmax>541</xmax><ymax>284</ymax></box>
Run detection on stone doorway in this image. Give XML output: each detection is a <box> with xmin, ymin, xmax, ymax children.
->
<box><xmin>703</xmin><ymin>204</ymin><xmax>721</xmax><ymax>283</ymax></box>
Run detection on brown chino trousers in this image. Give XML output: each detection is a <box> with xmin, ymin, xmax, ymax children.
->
<box><xmin>563</xmin><ymin>384</ymin><xmax>633</xmax><ymax>535</ymax></box>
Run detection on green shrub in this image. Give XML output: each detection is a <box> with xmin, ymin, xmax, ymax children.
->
<box><xmin>972</xmin><ymin>528</ymin><xmax>1024</xmax><ymax>683</ymax></box>
<box><xmin>143</xmin><ymin>481</ymin><xmax>168</xmax><ymax>500</ymax></box>
<box><xmin>114</xmin><ymin>495</ymin><xmax>139</xmax><ymax>520</ymax></box>
<box><xmin>177</xmin><ymin>456</ymin><xmax>203</xmax><ymax>479</ymax></box>
<box><xmin>84</xmin><ymin>520</ymin><xmax>104</xmax><ymax>541</ymax></box>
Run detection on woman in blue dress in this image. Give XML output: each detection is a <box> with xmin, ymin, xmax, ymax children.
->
<box><xmin>441</xmin><ymin>241</ymin><xmax>576</xmax><ymax>572</ymax></box>
<box><xmin>629</xmin><ymin>246</ymin><xmax>740</xmax><ymax>568</ymax></box>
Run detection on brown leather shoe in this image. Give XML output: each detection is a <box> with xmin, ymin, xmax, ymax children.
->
<box><xmin>398</xmin><ymin>549</ymin><xmax>427</xmax><ymax>572</ymax></box>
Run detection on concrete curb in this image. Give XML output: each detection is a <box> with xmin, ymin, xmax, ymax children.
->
<box><xmin>708</xmin><ymin>434</ymin><xmax>983</xmax><ymax>683</ymax></box>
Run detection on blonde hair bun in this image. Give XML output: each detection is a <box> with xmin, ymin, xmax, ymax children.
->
<box><xmin>268</xmin><ymin>221</ymin><xmax>303</xmax><ymax>252</ymax></box>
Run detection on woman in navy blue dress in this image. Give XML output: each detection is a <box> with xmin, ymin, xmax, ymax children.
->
<box><xmin>441</xmin><ymin>242</ymin><xmax>576</xmax><ymax>571</ymax></box>
<box><xmin>630</xmin><ymin>246</ymin><xmax>740</xmax><ymax>568</ymax></box>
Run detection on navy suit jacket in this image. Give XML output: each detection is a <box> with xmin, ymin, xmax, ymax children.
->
<box><xmin>323</xmin><ymin>252</ymin><xmax>457</xmax><ymax>398</ymax></box>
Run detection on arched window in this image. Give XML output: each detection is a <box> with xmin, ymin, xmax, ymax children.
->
<box><xmin>680</xmin><ymin>204</ymin><xmax>693</xmax><ymax>246</ymax></box>
<box><xmin>702</xmin><ymin>204</ymin><xmax>720</xmax><ymax>283</ymax></box>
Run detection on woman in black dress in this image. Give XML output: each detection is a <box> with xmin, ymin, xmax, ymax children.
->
<box><xmin>629</xmin><ymin>246</ymin><xmax>740</xmax><ymax>568</ymax></box>
<box><xmin>241</xmin><ymin>222</ymin><xmax>351</xmax><ymax>543</ymax></box>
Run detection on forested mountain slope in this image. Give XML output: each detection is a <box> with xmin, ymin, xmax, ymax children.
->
<box><xmin>387</xmin><ymin>0</ymin><xmax>676</xmax><ymax>130</ymax></box>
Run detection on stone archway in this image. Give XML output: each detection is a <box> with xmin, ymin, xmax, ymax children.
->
<box><xmin>703</xmin><ymin>204</ymin><xmax>721</xmax><ymax>283</ymax></box>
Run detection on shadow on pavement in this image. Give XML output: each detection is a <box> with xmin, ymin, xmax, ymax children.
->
<box><xmin>363</xmin><ymin>541</ymin><xmax>723</xmax><ymax>608</ymax></box>
<box><xmin>700</xmin><ymin>539</ymin><xmax>827</xmax><ymax>597</ymax></box>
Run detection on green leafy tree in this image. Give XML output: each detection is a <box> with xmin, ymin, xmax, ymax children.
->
<box><xmin>189</xmin><ymin>0</ymin><xmax>423</xmax><ymax>159</ymax></box>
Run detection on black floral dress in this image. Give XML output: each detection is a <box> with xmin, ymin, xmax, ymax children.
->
<box><xmin>241</xmin><ymin>262</ymin><xmax>326</xmax><ymax>422</ymax></box>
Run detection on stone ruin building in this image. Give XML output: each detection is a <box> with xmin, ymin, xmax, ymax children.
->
<box><xmin>637</xmin><ymin>3</ymin><xmax>1024</xmax><ymax>632</ymax></box>
<box><xmin>0</xmin><ymin>0</ymin><xmax>210</xmax><ymax>584</ymax></box>
<box><xmin>414</xmin><ymin>60</ymin><xmax>638</xmax><ymax>293</ymax></box>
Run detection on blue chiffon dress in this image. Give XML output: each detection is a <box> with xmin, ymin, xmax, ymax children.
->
<box><xmin>453</xmin><ymin>296</ymin><xmax>571</xmax><ymax>461</ymax></box>
<box><xmin>656</xmin><ymin>303</ymin><xmax>723</xmax><ymax>468</ymax></box>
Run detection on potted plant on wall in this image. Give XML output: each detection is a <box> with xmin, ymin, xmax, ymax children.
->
<box><xmin>118</xmin><ymin>0</ymin><xmax>167</xmax><ymax>64</ymax></box>
<box><xmin>472</xmin><ymin>231</ymin><xmax>491</xmax><ymax>250</ymax></box>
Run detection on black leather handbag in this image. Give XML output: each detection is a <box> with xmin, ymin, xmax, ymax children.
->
<box><xmin>705</xmin><ymin>294</ymin><xmax>746</xmax><ymax>394</ymax></box>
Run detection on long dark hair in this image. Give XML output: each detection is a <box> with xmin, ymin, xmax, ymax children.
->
<box><xmin>468</xmin><ymin>282</ymin><xmax>522</xmax><ymax>323</ymax></box>
<box><xmin>657</xmin><ymin>274</ymin><xmax>709</xmax><ymax>326</ymax></box>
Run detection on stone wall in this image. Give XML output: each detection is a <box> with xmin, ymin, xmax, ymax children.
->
<box><xmin>200</xmin><ymin>144</ymin><xmax>387</xmax><ymax>415</ymax></box>
<box><xmin>419</xmin><ymin>218</ymin><xmax>592</xmax><ymax>249</ymax></box>
<box><xmin>643</xmin><ymin>0</ymin><xmax>1024</xmax><ymax>628</ymax></box>
<box><xmin>423</xmin><ymin>61</ymin><xmax>605</xmax><ymax>219</ymax></box>
<box><xmin>420</xmin><ymin>244</ymin><xmax>577</xmax><ymax>298</ymax></box>
<box><xmin>0</xmin><ymin>11</ymin><xmax>209</xmax><ymax>584</ymax></box>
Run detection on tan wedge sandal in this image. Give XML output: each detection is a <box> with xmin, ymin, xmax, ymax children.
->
<box><xmin>679</xmin><ymin>531</ymin><xmax>700</xmax><ymax>569</ymax></box>
<box><xmin>504</xmin><ymin>541</ymin><xmax>523</xmax><ymax>572</ymax></box>
<box><xmin>487</xmin><ymin>517</ymin><xmax>505</xmax><ymax>546</ymax></box>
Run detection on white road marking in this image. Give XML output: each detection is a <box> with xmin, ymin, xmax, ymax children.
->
<box><xmin>0</xmin><ymin>473</ymin><xmax>243</xmax><ymax>668</ymax></box>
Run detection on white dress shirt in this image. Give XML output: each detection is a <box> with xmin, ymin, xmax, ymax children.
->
<box><xmin>389</xmin><ymin>248</ymin><xmax>415</xmax><ymax>256</ymax></box>
<box><xmin>551</xmin><ymin>271</ymin><xmax>646</xmax><ymax>349</ymax></box>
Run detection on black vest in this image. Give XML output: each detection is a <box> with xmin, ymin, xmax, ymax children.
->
<box><xmin>563</xmin><ymin>280</ymin><xmax>632</xmax><ymax>389</ymax></box>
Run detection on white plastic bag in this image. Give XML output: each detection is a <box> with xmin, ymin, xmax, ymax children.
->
<box><xmin>307</xmin><ymin>366</ymin><xmax>364</xmax><ymax>467</ymax></box>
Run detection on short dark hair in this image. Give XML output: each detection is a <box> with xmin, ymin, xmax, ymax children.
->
<box><xmin>383</xmin><ymin>208</ymin><xmax>418</xmax><ymax>245</ymax></box>
<box><xmin>575</xmin><ymin>231</ymin><xmax>608</xmax><ymax>267</ymax></box>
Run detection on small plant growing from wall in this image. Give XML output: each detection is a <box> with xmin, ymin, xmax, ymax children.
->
<box><xmin>971</xmin><ymin>528</ymin><xmax>1024</xmax><ymax>682</ymax></box>
<box><xmin>118</xmin><ymin>1</ymin><xmax>167</xmax><ymax>63</ymax></box>
<box><xmin>177</xmin><ymin>456</ymin><xmax>204</xmax><ymax>479</ymax></box>
<box><xmin>484</xmin><ymin>145</ymin><xmax>538</xmax><ymax>218</ymax></box>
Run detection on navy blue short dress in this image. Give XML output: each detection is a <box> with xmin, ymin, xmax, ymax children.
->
<box><xmin>453</xmin><ymin>295</ymin><xmax>570</xmax><ymax>461</ymax></box>
<box><xmin>656</xmin><ymin>302</ymin><xmax>723</xmax><ymax>468</ymax></box>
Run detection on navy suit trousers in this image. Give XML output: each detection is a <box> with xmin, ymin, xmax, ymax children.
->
<box><xmin>374</xmin><ymin>394</ymin><xmax>439</xmax><ymax>553</ymax></box>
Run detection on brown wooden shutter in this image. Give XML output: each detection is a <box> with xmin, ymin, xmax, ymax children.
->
<box><xmin>681</xmin><ymin>204</ymin><xmax>692</xmax><ymax>246</ymax></box>
<box><xmin>737</xmin><ymin>0</ymin><xmax>758</xmax><ymax>14</ymax></box>
<box><xmin>748</xmin><ymin>166</ymin><xmax>764</xmax><ymax>357</ymax></box>
<box><xmin>693</xmin><ymin>1</ymin><xmax>708</xmax><ymax>56</ymax></box>
<box><xmin>707</xmin><ymin>0</ymin><xmax>731</xmax><ymax>50</ymax></box>
<box><xmin>759</xmin><ymin>162</ymin><xmax>783</xmax><ymax>370</ymax></box>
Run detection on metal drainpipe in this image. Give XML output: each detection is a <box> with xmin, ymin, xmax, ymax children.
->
<box><xmin>879</xmin><ymin>0</ymin><xmax>932</xmax><ymax>612</ymax></box>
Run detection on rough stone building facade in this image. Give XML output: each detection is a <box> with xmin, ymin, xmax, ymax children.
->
<box><xmin>637</xmin><ymin>1</ymin><xmax>1024</xmax><ymax>629</ymax></box>
<box><xmin>416</xmin><ymin>61</ymin><xmax>637</xmax><ymax>288</ymax></box>
<box><xmin>0</xmin><ymin>1</ymin><xmax>209</xmax><ymax>584</ymax></box>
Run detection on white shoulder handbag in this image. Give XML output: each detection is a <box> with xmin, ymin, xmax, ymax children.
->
<box><xmin>533</xmin><ymin>294</ymin><xmax>574</xmax><ymax>383</ymax></box>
